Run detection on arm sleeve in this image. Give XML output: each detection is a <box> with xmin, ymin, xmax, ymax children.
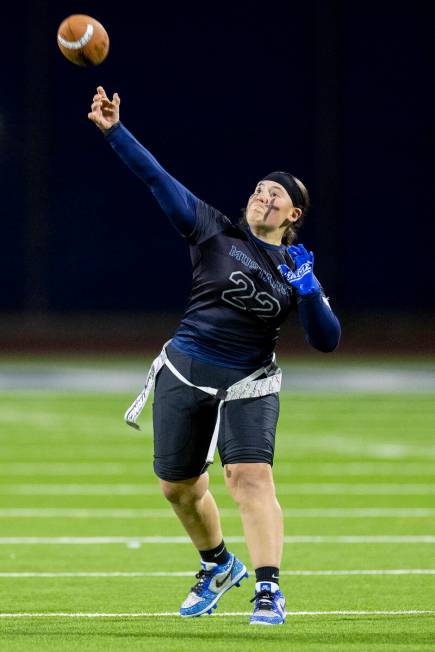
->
<box><xmin>104</xmin><ymin>122</ymin><xmax>198</xmax><ymax>236</ymax></box>
<box><xmin>297</xmin><ymin>291</ymin><xmax>341</xmax><ymax>353</ymax></box>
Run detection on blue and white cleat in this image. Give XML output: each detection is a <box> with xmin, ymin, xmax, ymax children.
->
<box><xmin>249</xmin><ymin>581</ymin><xmax>286</xmax><ymax>625</ymax></box>
<box><xmin>179</xmin><ymin>553</ymin><xmax>248</xmax><ymax>617</ymax></box>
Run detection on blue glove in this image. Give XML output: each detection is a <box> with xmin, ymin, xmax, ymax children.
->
<box><xmin>278</xmin><ymin>244</ymin><xmax>321</xmax><ymax>296</ymax></box>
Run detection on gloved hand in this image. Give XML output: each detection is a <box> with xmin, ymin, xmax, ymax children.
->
<box><xmin>278</xmin><ymin>244</ymin><xmax>321</xmax><ymax>296</ymax></box>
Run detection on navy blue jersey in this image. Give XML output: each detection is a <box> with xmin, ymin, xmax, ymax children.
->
<box><xmin>172</xmin><ymin>200</ymin><xmax>297</xmax><ymax>369</ymax></box>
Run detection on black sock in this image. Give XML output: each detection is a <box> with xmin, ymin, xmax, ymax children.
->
<box><xmin>255</xmin><ymin>566</ymin><xmax>279</xmax><ymax>585</ymax></box>
<box><xmin>199</xmin><ymin>540</ymin><xmax>229</xmax><ymax>566</ymax></box>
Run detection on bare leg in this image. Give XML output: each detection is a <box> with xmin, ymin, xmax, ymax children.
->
<box><xmin>160</xmin><ymin>473</ymin><xmax>223</xmax><ymax>551</ymax></box>
<box><xmin>224</xmin><ymin>462</ymin><xmax>283</xmax><ymax>568</ymax></box>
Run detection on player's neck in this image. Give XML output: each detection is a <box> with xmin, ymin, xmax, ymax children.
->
<box><xmin>248</xmin><ymin>226</ymin><xmax>283</xmax><ymax>247</ymax></box>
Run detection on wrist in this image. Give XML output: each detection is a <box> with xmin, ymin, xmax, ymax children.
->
<box><xmin>293</xmin><ymin>275</ymin><xmax>321</xmax><ymax>297</ymax></box>
<box><xmin>296</xmin><ymin>288</ymin><xmax>322</xmax><ymax>302</ymax></box>
<box><xmin>102</xmin><ymin>121</ymin><xmax>121</xmax><ymax>137</ymax></box>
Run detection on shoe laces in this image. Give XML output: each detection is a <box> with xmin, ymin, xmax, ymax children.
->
<box><xmin>250</xmin><ymin>589</ymin><xmax>274</xmax><ymax>610</ymax></box>
<box><xmin>191</xmin><ymin>569</ymin><xmax>212</xmax><ymax>595</ymax></box>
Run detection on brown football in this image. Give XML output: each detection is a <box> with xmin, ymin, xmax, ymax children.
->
<box><xmin>57</xmin><ymin>15</ymin><xmax>109</xmax><ymax>67</ymax></box>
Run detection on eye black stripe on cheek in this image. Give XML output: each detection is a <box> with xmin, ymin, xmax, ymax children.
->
<box><xmin>262</xmin><ymin>198</ymin><xmax>278</xmax><ymax>222</ymax></box>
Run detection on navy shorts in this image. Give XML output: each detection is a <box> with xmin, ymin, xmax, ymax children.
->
<box><xmin>152</xmin><ymin>344</ymin><xmax>280</xmax><ymax>481</ymax></box>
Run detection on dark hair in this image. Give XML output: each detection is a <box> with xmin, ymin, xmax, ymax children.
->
<box><xmin>281</xmin><ymin>174</ymin><xmax>310</xmax><ymax>245</ymax></box>
<box><xmin>241</xmin><ymin>173</ymin><xmax>310</xmax><ymax>245</ymax></box>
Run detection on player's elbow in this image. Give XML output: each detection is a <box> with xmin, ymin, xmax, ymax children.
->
<box><xmin>316</xmin><ymin>339</ymin><xmax>340</xmax><ymax>353</ymax></box>
<box><xmin>307</xmin><ymin>325</ymin><xmax>341</xmax><ymax>353</ymax></box>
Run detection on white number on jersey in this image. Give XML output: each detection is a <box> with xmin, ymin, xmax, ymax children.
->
<box><xmin>221</xmin><ymin>271</ymin><xmax>281</xmax><ymax>318</ymax></box>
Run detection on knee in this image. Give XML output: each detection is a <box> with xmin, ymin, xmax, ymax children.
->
<box><xmin>160</xmin><ymin>476</ymin><xmax>207</xmax><ymax>507</ymax></box>
<box><xmin>225</xmin><ymin>463</ymin><xmax>275</xmax><ymax>505</ymax></box>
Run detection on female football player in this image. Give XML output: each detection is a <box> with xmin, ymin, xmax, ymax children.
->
<box><xmin>88</xmin><ymin>86</ymin><xmax>341</xmax><ymax>625</ymax></box>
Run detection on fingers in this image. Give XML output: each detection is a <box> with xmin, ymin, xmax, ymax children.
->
<box><xmin>92</xmin><ymin>91</ymin><xmax>120</xmax><ymax>104</ymax></box>
<box><xmin>92</xmin><ymin>99</ymin><xmax>114</xmax><ymax>110</ymax></box>
<box><xmin>297</xmin><ymin>244</ymin><xmax>314</xmax><ymax>263</ymax></box>
<box><xmin>89</xmin><ymin>87</ymin><xmax>119</xmax><ymax>129</ymax></box>
<box><xmin>288</xmin><ymin>245</ymin><xmax>300</xmax><ymax>257</ymax></box>
<box><xmin>92</xmin><ymin>97</ymin><xmax>119</xmax><ymax>119</ymax></box>
<box><xmin>91</xmin><ymin>99</ymin><xmax>117</xmax><ymax>111</ymax></box>
<box><xmin>91</xmin><ymin>99</ymin><xmax>117</xmax><ymax>124</ymax></box>
<box><xmin>91</xmin><ymin>100</ymin><xmax>102</xmax><ymax>112</ymax></box>
<box><xmin>288</xmin><ymin>244</ymin><xmax>310</xmax><ymax>257</ymax></box>
<box><xmin>88</xmin><ymin>99</ymin><xmax>104</xmax><ymax>123</ymax></box>
<box><xmin>287</xmin><ymin>244</ymin><xmax>315</xmax><ymax>267</ymax></box>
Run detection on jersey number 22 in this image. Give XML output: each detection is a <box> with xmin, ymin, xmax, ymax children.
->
<box><xmin>221</xmin><ymin>271</ymin><xmax>281</xmax><ymax>318</ymax></box>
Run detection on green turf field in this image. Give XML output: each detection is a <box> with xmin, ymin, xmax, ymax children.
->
<box><xmin>0</xmin><ymin>372</ymin><xmax>434</xmax><ymax>650</ymax></box>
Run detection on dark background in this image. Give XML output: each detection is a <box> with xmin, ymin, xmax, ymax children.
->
<box><xmin>1</xmin><ymin>1</ymin><xmax>434</xmax><ymax>352</ymax></box>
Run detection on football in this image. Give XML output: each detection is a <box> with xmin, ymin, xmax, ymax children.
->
<box><xmin>57</xmin><ymin>15</ymin><xmax>109</xmax><ymax>67</ymax></box>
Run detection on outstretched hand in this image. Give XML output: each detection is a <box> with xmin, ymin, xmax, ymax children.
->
<box><xmin>278</xmin><ymin>244</ymin><xmax>320</xmax><ymax>296</ymax></box>
<box><xmin>88</xmin><ymin>86</ymin><xmax>120</xmax><ymax>132</ymax></box>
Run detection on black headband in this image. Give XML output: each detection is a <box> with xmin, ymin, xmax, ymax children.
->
<box><xmin>262</xmin><ymin>171</ymin><xmax>305</xmax><ymax>209</ymax></box>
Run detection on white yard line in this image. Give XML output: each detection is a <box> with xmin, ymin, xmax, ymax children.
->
<box><xmin>2</xmin><ymin>483</ymin><xmax>435</xmax><ymax>495</ymax></box>
<box><xmin>0</xmin><ymin>535</ymin><xmax>435</xmax><ymax>544</ymax></box>
<box><xmin>0</xmin><ymin>610</ymin><xmax>433</xmax><ymax>618</ymax></box>
<box><xmin>0</xmin><ymin>507</ymin><xmax>435</xmax><ymax>518</ymax></box>
<box><xmin>0</xmin><ymin>570</ymin><xmax>434</xmax><ymax>578</ymax></box>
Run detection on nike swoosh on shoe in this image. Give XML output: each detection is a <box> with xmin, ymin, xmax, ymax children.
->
<box><xmin>215</xmin><ymin>557</ymin><xmax>236</xmax><ymax>589</ymax></box>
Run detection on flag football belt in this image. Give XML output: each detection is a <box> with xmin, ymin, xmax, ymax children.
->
<box><xmin>124</xmin><ymin>341</ymin><xmax>282</xmax><ymax>466</ymax></box>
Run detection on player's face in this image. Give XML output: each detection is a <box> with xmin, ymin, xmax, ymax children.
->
<box><xmin>245</xmin><ymin>180</ymin><xmax>301</xmax><ymax>237</ymax></box>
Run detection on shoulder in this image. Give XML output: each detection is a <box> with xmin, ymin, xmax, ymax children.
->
<box><xmin>189</xmin><ymin>199</ymin><xmax>245</xmax><ymax>244</ymax></box>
